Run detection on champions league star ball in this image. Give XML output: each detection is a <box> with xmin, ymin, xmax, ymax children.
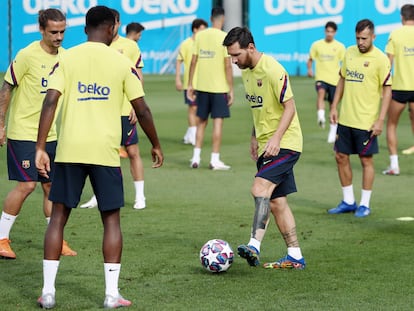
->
<box><xmin>199</xmin><ymin>239</ymin><xmax>234</xmax><ymax>273</ymax></box>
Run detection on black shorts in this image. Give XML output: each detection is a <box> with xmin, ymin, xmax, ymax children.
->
<box><xmin>392</xmin><ymin>90</ymin><xmax>414</xmax><ymax>104</ymax></box>
<box><xmin>256</xmin><ymin>149</ymin><xmax>300</xmax><ymax>199</ymax></box>
<box><xmin>121</xmin><ymin>116</ymin><xmax>139</xmax><ymax>146</ymax></box>
<box><xmin>49</xmin><ymin>163</ymin><xmax>124</xmax><ymax>211</ymax></box>
<box><xmin>196</xmin><ymin>91</ymin><xmax>230</xmax><ymax>120</ymax></box>
<box><xmin>315</xmin><ymin>81</ymin><xmax>336</xmax><ymax>104</ymax></box>
<box><xmin>183</xmin><ymin>90</ymin><xmax>196</xmax><ymax>106</ymax></box>
<box><xmin>7</xmin><ymin>139</ymin><xmax>56</xmax><ymax>183</ymax></box>
<box><xmin>334</xmin><ymin>124</ymin><xmax>378</xmax><ymax>156</ymax></box>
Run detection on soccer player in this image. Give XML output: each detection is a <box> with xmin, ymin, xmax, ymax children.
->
<box><xmin>223</xmin><ymin>27</ymin><xmax>306</xmax><ymax>270</ymax></box>
<box><xmin>0</xmin><ymin>8</ymin><xmax>76</xmax><ymax>259</ymax></box>
<box><xmin>307</xmin><ymin>21</ymin><xmax>346</xmax><ymax>143</ymax></box>
<box><xmin>328</xmin><ymin>19</ymin><xmax>391</xmax><ymax>217</ymax></box>
<box><xmin>175</xmin><ymin>18</ymin><xmax>208</xmax><ymax>146</ymax></box>
<box><xmin>383</xmin><ymin>4</ymin><xmax>414</xmax><ymax>175</ymax></box>
<box><xmin>35</xmin><ymin>5</ymin><xmax>163</xmax><ymax>309</ymax></box>
<box><xmin>187</xmin><ymin>7</ymin><xmax>234</xmax><ymax>170</ymax></box>
<box><xmin>80</xmin><ymin>9</ymin><xmax>147</xmax><ymax>210</ymax></box>
<box><xmin>125</xmin><ymin>21</ymin><xmax>145</xmax><ymax>84</ymax></box>
<box><xmin>126</xmin><ymin>22</ymin><xmax>145</xmax><ymax>43</ymax></box>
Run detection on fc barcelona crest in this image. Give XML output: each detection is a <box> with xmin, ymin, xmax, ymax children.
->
<box><xmin>22</xmin><ymin>160</ymin><xmax>30</xmax><ymax>169</ymax></box>
<box><xmin>257</xmin><ymin>79</ymin><xmax>262</xmax><ymax>87</ymax></box>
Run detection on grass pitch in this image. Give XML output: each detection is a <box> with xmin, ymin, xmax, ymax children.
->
<box><xmin>1</xmin><ymin>75</ymin><xmax>413</xmax><ymax>310</ymax></box>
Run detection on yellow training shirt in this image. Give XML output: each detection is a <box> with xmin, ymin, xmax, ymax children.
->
<box><xmin>177</xmin><ymin>37</ymin><xmax>198</xmax><ymax>89</ymax></box>
<box><xmin>48</xmin><ymin>42</ymin><xmax>144</xmax><ymax>167</ymax></box>
<box><xmin>385</xmin><ymin>25</ymin><xmax>414</xmax><ymax>90</ymax></box>
<box><xmin>339</xmin><ymin>46</ymin><xmax>392</xmax><ymax>130</ymax></box>
<box><xmin>110</xmin><ymin>36</ymin><xmax>144</xmax><ymax>116</ymax></box>
<box><xmin>309</xmin><ymin>39</ymin><xmax>345</xmax><ymax>86</ymax></box>
<box><xmin>242</xmin><ymin>54</ymin><xmax>303</xmax><ymax>155</ymax></box>
<box><xmin>4</xmin><ymin>41</ymin><xmax>63</xmax><ymax>141</ymax></box>
<box><xmin>193</xmin><ymin>28</ymin><xmax>229</xmax><ymax>93</ymax></box>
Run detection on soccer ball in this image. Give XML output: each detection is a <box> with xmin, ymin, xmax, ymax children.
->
<box><xmin>199</xmin><ymin>239</ymin><xmax>234</xmax><ymax>273</ymax></box>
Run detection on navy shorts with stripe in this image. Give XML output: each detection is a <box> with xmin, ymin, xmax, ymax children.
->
<box><xmin>49</xmin><ymin>163</ymin><xmax>124</xmax><ymax>211</ymax></box>
<box><xmin>7</xmin><ymin>139</ymin><xmax>56</xmax><ymax>183</ymax></box>
<box><xmin>121</xmin><ymin>115</ymin><xmax>138</xmax><ymax>146</ymax></box>
<box><xmin>183</xmin><ymin>90</ymin><xmax>196</xmax><ymax>106</ymax></box>
<box><xmin>256</xmin><ymin>149</ymin><xmax>300</xmax><ymax>199</ymax></box>
<box><xmin>315</xmin><ymin>81</ymin><xmax>336</xmax><ymax>104</ymax></box>
<box><xmin>392</xmin><ymin>90</ymin><xmax>414</xmax><ymax>104</ymax></box>
<box><xmin>196</xmin><ymin>91</ymin><xmax>230</xmax><ymax>119</ymax></box>
<box><xmin>334</xmin><ymin>124</ymin><xmax>378</xmax><ymax>155</ymax></box>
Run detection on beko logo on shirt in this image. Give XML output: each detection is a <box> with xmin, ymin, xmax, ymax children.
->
<box><xmin>77</xmin><ymin>81</ymin><xmax>110</xmax><ymax>101</ymax></box>
<box><xmin>246</xmin><ymin>94</ymin><xmax>263</xmax><ymax>103</ymax></box>
<box><xmin>39</xmin><ymin>77</ymin><xmax>48</xmax><ymax>94</ymax></box>
<box><xmin>246</xmin><ymin>94</ymin><xmax>263</xmax><ymax>105</ymax></box>
<box><xmin>199</xmin><ymin>49</ymin><xmax>216</xmax><ymax>58</ymax></box>
<box><xmin>345</xmin><ymin>69</ymin><xmax>364</xmax><ymax>82</ymax></box>
<box><xmin>404</xmin><ymin>46</ymin><xmax>414</xmax><ymax>55</ymax></box>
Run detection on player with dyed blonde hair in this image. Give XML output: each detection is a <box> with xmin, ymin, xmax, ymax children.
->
<box><xmin>0</xmin><ymin>8</ymin><xmax>76</xmax><ymax>260</ymax></box>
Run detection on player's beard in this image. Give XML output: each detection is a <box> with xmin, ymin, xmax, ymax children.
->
<box><xmin>358</xmin><ymin>43</ymin><xmax>371</xmax><ymax>53</ymax></box>
<box><xmin>237</xmin><ymin>55</ymin><xmax>252</xmax><ymax>70</ymax></box>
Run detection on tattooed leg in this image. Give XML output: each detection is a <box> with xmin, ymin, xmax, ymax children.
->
<box><xmin>251</xmin><ymin>197</ymin><xmax>271</xmax><ymax>242</ymax></box>
<box><xmin>281</xmin><ymin>227</ymin><xmax>299</xmax><ymax>248</ymax></box>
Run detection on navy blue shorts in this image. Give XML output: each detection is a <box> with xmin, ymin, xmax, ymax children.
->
<box><xmin>392</xmin><ymin>90</ymin><xmax>414</xmax><ymax>104</ymax></box>
<box><xmin>121</xmin><ymin>116</ymin><xmax>138</xmax><ymax>146</ymax></box>
<box><xmin>256</xmin><ymin>149</ymin><xmax>300</xmax><ymax>199</ymax></box>
<box><xmin>334</xmin><ymin>124</ymin><xmax>378</xmax><ymax>156</ymax></box>
<box><xmin>183</xmin><ymin>90</ymin><xmax>196</xmax><ymax>106</ymax></box>
<box><xmin>7</xmin><ymin>139</ymin><xmax>56</xmax><ymax>183</ymax></box>
<box><xmin>315</xmin><ymin>81</ymin><xmax>336</xmax><ymax>104</ymax></box>
<box><xmin>196</xmin><ymin>91</ymin><xmax>230</xmax><ymax>119</ymax></box>
<box><xmin>49</xmin><ymin>163</ymin><xmax>124</xmax><ymax>211</ymax></box>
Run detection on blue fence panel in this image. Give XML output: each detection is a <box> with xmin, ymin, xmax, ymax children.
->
<box><xmin>0</xmin><ymin>1</ymin><xmax>9</xmax><ymax>71</ymax></box>
<box><xmin>249</xmin><ymin>0</ymin><xmax>414</xmax><ymax>76</ymax></box>
<box><xmin>4</xmin><ymin>0</ymin><xmax>211</xmax><ymax>73</ymax></box>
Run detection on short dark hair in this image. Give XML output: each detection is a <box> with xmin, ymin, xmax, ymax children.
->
<box><xmin>355</xmin><ymin>19</ymin><xmax>374</xmax><ymax>33</ymax></box>
<box><xmin>211</xmin><ymin>7</ymin><xmax>225</xmax><ymax>19</ymax></box>
<box><xmin>401</xmin><ymin>4</ymin><xmax>414</xmax><ymax>21</ymax></box>
<box><xmin>38</xmin><ymin>8</ymin><xmax>66</xmax><ymax>29</ymax></box>
<box><xmin>110</xmin><ymin>8</ymin><xmax>120</xmax><ymax>22</ymax></box>
<box><xmin>325</xmin><ymin>21</ymin><xmax>337</xmax><ymax>31</ymax></box>
<box><xmin>86</xmin><ymin>6</ymin><xmax>115</xmax><ymax>28</ymax></box>
<box><xmin>191</xmin><ymin>18</ymin><xmax>208</xmax><ymax>32</ymax></box>
<box><xmin>223</xmin><ymin>27</ymin><xmax>255</xmax><ymax>49</ymax></box>
<box><xmin>126</xmin><ymin>22</ymin><xmax>145</xmax><ymax>34</ymax></box>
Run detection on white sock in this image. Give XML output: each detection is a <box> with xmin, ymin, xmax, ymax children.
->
<box><xmin>0</xmin><ymin>212</ymin><xmax>17</xmax><ymax>239</ymax></box>
<box><xmin>390</xmin><ymin>154</ymin><xmax>399</xmax><ymax>169</ymax></box>
<box><xmin>46</xmin><ymin>217</ymin><xmax>51</xmax><ymax>225</ymax></box>
<box><xmin>189</xmin><ymin>126</ymin><xmax>196</xmax><ymax>139</ymax></box>
<box><xmin>342</xmin><ymin>185</ymin><xmax>355</xmax><ymax>205</ymax></box>
<box><xmin>248</xmin><ymin>238</ymin><xmax>261</xmax><ymax>253</ymax></box>
<box><xmin>192</xmin><ymin>147</ymin><xmax>201</xmax><ymax>161</ymax></box>
<box><xmin>329</xmin><ymin>123</ymin><xmax>338</xmax><ymax>134</ymax></box>
<box><xmin>134</xmin><ymin>181</ymin><xmax>145</xmax><ymax>201</ymax></box>
<box><xmin>42</xmin><ymin>260</ymin><xmax>60</xmax><ymax>295</ymax></box>
<box><xmin>287</xmin><ymin>247</ymin><xmax>303</xmax><ymax>260</ymax></box>
<box><xmin>104</xmin><ymin>263</ymin><xmax>121</xmax><ymax>297</ymax></box>
<box><xmin>183</xmin><ymin>127</ymin><xmax>190</xmax><ymax>139</ymax></box>
<box><xmin>317</xmin><ymin>109</ymin><xmax>325</xmax><ymax>121</ymax></box>
<box><xmin>360</xmin><ymin>189</ymin><xmax>372</xmax><ymax>208</ymax></box>
<box><xmin>211</xmin><ymin>152</ymin><xmax>220</xmax><ymax>163</ymax></box>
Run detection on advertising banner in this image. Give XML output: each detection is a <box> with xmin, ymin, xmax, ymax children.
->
<box><xmin>0</xmin><ymin>1</ymin><xmax>10</xmax><ymax>72</ymax></box>
<box><xmin>249</xmin><ymin>0</ymin><xmax>414</xmax><ymax>75</ymax></box>
<box><xmin>2</xmin><ymin>0</ymin><xmax>211</xmax><ymax>73</ymax></box>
